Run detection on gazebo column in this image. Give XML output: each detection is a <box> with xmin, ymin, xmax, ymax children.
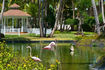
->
<box><xmin>24</xmin><ymin>18</ymin><xmax>27</xmax><ymax>32</ymax></box>
<box><xmin>7</xmin><ymin>18</ymin><xmax>9</xmax><ymax>33</ymax></box>
<box><xmin>16</xmin><ymin>18</ymin><xmax>17</xmax><ymax>28</ymax></box>
<box><xmin>26</xmin><ymin>18</ymin><xmax>28</xmax><ymax>32</ymax></box>
<box><xmin>21</xmin><ymin>18</ymin><xmax>24</xmax><ymax>32</ymax></box>
<box><xmin>7</xmin><ymin>18</ymin><xmax>8</xmax><ymax>29</ymax></box>
<box><xmin>1</xmin><ymin>18</ymin><xmax>4</xmax><ymax>33</ymax></box>
<box><xmin>3</xmin><ymin>18</ymin><xmax>6</xmax><ymax>35</ymax></box>
<box><xmin>12</xmin><ymin>18</ymin><xmax>14</xmax><ymax>32</ymax></box>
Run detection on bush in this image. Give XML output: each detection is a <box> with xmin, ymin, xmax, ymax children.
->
<box><xmin>64</xmin><ymin>18</ymin><xmax>79</xmax><ymax>25</ymax></box>
<box><xmin>55</xmin><ymin>31</ymin><xmax>61</xmax><ymax>34</ymax></box>
<box><xmin>0</xmin><ymin>41</ymin><xmax>60</xmax><ymax>70</ymax></box>
<box><xmin>0</xmin><ymin>33</ymin><xmax>5</xmax><ymax>38</ymax></box>
<box><xmin>83</xmin><ymin>14</ymin><xmax>95</xmax><ymax>31</ymax></box>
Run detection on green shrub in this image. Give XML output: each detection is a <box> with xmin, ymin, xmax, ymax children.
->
<box><xmin>82</xmin><ymin>14</ymin><xmax>95</xmax><ymax>31</ymax></box>
<box><xmin>55</xmin><ymin>31</ymin><xmax>61</xmax><ymax>34</ymax></box>
<box><xmin>64</xmin><ymin>18</ymin><xmax>79</xmax><ymax>25</ymax></box>
<box><xmin>0</xmin><ymin>41</ymin><xmax>60</xmax><ymax>70</ymax></box>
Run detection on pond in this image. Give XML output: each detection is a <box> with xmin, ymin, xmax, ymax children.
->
<box><xmin>7</xmin><ymin>42</ymin><xmax>104</xmax><ymax>70</ymax></box>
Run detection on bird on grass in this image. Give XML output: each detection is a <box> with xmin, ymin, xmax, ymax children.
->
<box><xmin>27</xmin><ymin>46</ymin><xmax>41</xmax><ymax>62</ymax></box>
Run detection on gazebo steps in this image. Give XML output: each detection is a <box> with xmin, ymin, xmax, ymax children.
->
<box><xmin>5</xmin><ymin>32</ymin><xmax>28</xmax><ymax>35</ymax></box>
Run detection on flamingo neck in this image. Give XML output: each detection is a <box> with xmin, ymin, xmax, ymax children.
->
<box><xmin>29</xmin><ymin>47</ymin><xmax>32</xmax><ymax>57</ymax></box>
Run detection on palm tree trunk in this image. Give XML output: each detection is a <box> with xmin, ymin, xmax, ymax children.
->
<box><xmin>72</xmin><ymin>0</ymin><xmax>75</xmax><ymax>19</ymax></box>
<box><xmin>99</xmin><ymin>0</ymin><xmax>102</xmax><ymax>14</ymax></box>
<box><xmin>78</xmin><ymin>18</ymin><xmax>82</xmax><ymax>33</ymax></box>
<box><xmin>101</xmin><ymin>0</ymin><xmax>105</xmax><ymax>32</ymax></box>
<box><xmin>50</xmin><ymin>0</ymin><xmax>62</xmax><ymax>37</ymax></box>
<box><xmin>0</xmin><ymin>0</ymin><xmax>5</xmax><ymax>37</ymax></box>
<box><xmin>44</xmin><ymin>0</ymin><xmax>47</xmax><ymax>37</ymax></box>
<box><xmin>101</xmin><ymin>0</ymin><xmax>105</xmax><ymax>23</ymax></box>
<box><xmin>91</xmin><ymin>0</ymin><xmax>101</xmax><ymax>35</ymax></box>
<box><xmin>38</xmin><ymin>0</ymin><xmax>43</xmax><ymax>37</ymax></box>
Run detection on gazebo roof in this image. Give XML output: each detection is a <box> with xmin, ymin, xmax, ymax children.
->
<box><xmin>3</xmin><ymin>10</ymin><xmax>31</xmax><ymax>17</ymax></box>
<box><xmin>9</xmin><ymin>3</ymin><xmax>20</xmax><ymax>8</ymax></box>
<box><xmin>3</xmin><ymin>3</ymin><xmax>31</xmax><ymax>17</ymax></box>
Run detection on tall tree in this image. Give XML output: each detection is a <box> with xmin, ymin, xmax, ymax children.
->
<box><xmin>100</xmin><ymin>0</ymin><xmax>105</xmax><ymax>32</ymax></box>
<box><xmin>101</xmin><ymin>0</ymin><xmax>105</xmax><ymax>23</ymax></box>
<box><xmin>91</xmin><ymin>0</ymin><xmax>101</xmax><ymax>35</ymax></box>
<box><xmin>0</xmin><ymin>0</ymin><xmax>5</xmax><ymax>38</ymax></box>
<box><xmin>50</xmin><ymin>0</ymin><xmax>63</xmax><ymax>37</ymax></box>
<box><xmin>44</xmin><ymin>0</ymin><xmax>47</xmax><ymax>37</ymax></box>
<box><xmin>71</xmin><ymin>0</ymin><xmax>76</xmax><ymax>19</ymax></box>
<box><xmin>38</xmin><ymin>0</ymin><xmax>43</xmax><ymax>37</ymax></box>
<box><xmin>75</xmin><ymin>0</ymin><xmax>91</xmax><ymax>34</ymax></box>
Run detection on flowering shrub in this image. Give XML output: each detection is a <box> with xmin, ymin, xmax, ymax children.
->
<box><xmin>0</xmin><ymin>41</ymin><xmax>59</xmax><ymax>70</ymax></box>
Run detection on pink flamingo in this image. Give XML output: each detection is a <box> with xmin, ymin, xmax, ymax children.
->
<box><xmin>27</xmin><ymin>46</ymin><xmax>41</xmax><ymax>61</ymax></box>
<box><xmin>43</xmin><ymin>42</ymin><xmax>56</xmax><ymax>50</ymax></box>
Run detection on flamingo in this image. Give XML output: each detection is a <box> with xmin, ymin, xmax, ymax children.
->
<box><xmin>26</xmin><ymin>46</ymin><xmax>41</xmax><ymax>61</ymax></box>
<box><xmin>43</xmin><ymin>42</ymin><xmax>56</xmax><ymax>50</ymax></box>
<box><xmin>70</xmin><ymin>45</ymin><xmax>74</xmax><ymax>52</ymax></box>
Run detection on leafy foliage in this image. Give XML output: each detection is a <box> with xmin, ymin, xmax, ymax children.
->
<box><xmin>0</xmin><ymin>41</ymin><xmax>59</xmax><ymax>70</ymax></box>
<box><xmin>46</xmin><ymin>4</ymin><xmax>55</xmax><ymax>28</ymax></box>
<box><xmin>82</xmin><ymin>13</ymin><xmax>95</xmax><ymax>31</ymax></box>
<box><xmin>64</xmin><ymin>18</ymin><xmax>79</xmax><ymax>25</ymax></box>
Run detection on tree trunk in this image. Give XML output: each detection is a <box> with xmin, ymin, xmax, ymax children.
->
<box><xmin>78</xmin><ymin>18</ymin><xmax>81</xmax><ymax>33</ymax></box>
<box><xmin>101</xmin><ymin>0</ymin><xmax>105</xmax><ymax>32</ymax></box>
<box><xmin>44</xmin><ymin>0</ymin><xmax>47</xmax><ymax>37</ymax></box>
<box><xmin>91</xmin><ymin>0</ymin><xmax>101</xmax><ymax>35</ymax></box>
<box><xmin>31</xmin><ymin>0</ymin><xmax>35</xmax><ymax>3</ymax></box>
<box><xmin>101</xmin><ymin>0</ymin><xmax>105</xmax><ymax>23</ymax></box>
<box><xmin>0</xmin><ymin>0</ymin><xmax>5</xmax><ymax>38</ymax></box>
<box><xmin>38</xmin><ymin>0</ymin><xmax>43</xmax><ymax>37</ymax></box>
<box><xmin>98</xmin><ymin>0</ymin><xmax>102</xmax><ymax>14</ymax></box>
<box><xmin>72</xmin><ymin>0</ymin><xmax>75</xmax><ymax>19</ymax></box>
<box><xmin>50</xmin><ymin>0</ymin><xmax>63</xmax><ymax>37</ymax></box>
<box><xmin>41</xmin><ymin>0</ymin><xmax>45</xmax><ymax>37</ymax></box>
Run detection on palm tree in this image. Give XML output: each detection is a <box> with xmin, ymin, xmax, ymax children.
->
<box><xmin>38</xmin><ymin>0</ymin><xmax>43</xmax><ymax>37</ymax></box>
<box><xmin>91</xmin><ymin>0</ymin><xmax>101</xmax><ymax>35</ymax></box>
<box><xmin>50</xmin><ymin>0</ymin><xmax>63</xmax><ymax>37</ymax></box>
<box><xmin>44</xmin><ymin>0</ymin><xmax>47</xmax><ymax>37</ymax></box>
<box><xmin>0</xmin><ymin>0</ymin><xmax>5</xmax><ymax>38</ymax></box>
<box><xmin>101</xmin><ymin>0</ymin><xmax>105</xmax><ymax>23</ymax></box>
<box><xmin>101</xmin><ymin>0</ymin><xmax>105</xmax><ymax>31</ymax></box>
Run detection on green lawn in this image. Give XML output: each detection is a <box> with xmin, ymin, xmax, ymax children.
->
<box><xmin>3</xmin><ymin>31</ymin><xmax>96</xmax><ymax>41</ymax></box>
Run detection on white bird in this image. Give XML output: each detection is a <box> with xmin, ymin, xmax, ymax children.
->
<box><xmin>48</xmin><ymin>42</ymin><xmax>56</xmax><ymax>47</ymax></box>
<box><xmin>43</xmin><ymin>42</ymin><xmax>56</xmax><ymax>50</ymax></box>
<box><xmin>70</xmin><ymin>45</ymin><xmax>74</xmax><ymax>52</ymax></box>
<box><xmin>70</xmin><ymin>51</ymin><xmax>74</xmax><ymax>56</ymax></box>
<box><xmin>27</xmin><ymin>46</ymin><xmax>41</xmax><ymax>62</ymax></box>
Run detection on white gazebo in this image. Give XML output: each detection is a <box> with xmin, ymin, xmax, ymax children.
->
<box><xmin>2</xmin><ymin>3</ymin><xmax>31</xmax><ymax>35</ymax></box>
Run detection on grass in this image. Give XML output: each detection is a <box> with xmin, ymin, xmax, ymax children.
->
<box><xmin>2</xmin><ymin>31</ymin><xmax>96</xmax><ymax>41</ymax></box>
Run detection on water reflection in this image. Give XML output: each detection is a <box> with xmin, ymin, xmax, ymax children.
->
<box><xmin>7</xmin><ymin>43</ymin><xmax>103</xmax><ymax>70</ymax></box>
<box><xmin>70</xmin><ymin>51</ymin><xmax>74</xmax><ymax>56</ymax></box>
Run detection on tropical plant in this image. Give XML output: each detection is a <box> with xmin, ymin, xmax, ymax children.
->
<box><xmin>50</xmin><ymin>0</ymin><xmax>63</xmax><ymax>37</ymax></box>
<box><xmin>0</xmin><ymin>41</ymin><xmax>60</xmax><ymax>70</ymax></box>
<box><xmin>0</xmin><ymin>0</ymin><xmax>5</xmax><ymax>39</ymax></box>
<box><xmin>91</xmin><ymin>0</ymin><xmax>101</xmax><ymax>35</ymax></box>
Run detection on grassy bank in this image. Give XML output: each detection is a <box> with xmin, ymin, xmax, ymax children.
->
<box><xmin>2</xmin><ymin>31</ymin><xmax>96</xmax><ymax>41</ymax></box>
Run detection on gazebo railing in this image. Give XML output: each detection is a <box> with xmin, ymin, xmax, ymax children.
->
<box><xmin>1</xmin><ymin>28</ymin><xmax>52</xmax><ymax>35</ymax></box>
<box><xmin>27</xmin><ymin>28</ymin><xmax>52</xmax><ymax>35</ymax></box>
<box><xmin>1</xmin><ymin>28</ymin><xmax>20</xmax><ymax>35</ymax></box>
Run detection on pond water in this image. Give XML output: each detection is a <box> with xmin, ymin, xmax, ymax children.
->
<box><xmin>7</xmin><ymin>42</ymin><xmax>104</xmax><ymax>70</ymax></box>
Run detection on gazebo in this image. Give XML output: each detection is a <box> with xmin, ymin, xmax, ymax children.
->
<box><xmin>2</xmin><ymin>3</ymin><xmax>31</xmax><ymax>35</ymax></box>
